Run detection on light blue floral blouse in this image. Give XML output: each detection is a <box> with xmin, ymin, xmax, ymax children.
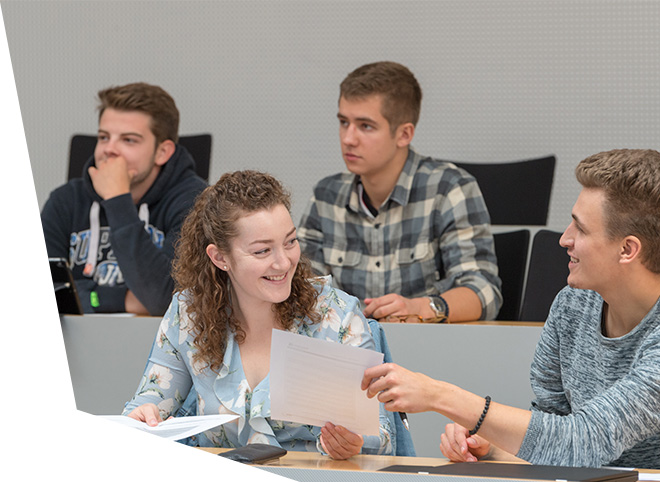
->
<box><xmin>122</xmin><ymin>276</ymin><xmax>393</xmax><ymax>454</ymax></box>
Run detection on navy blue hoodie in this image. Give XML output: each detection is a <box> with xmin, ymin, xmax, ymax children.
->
<box><xmin>41</xmin><ymin>145</ymin><xmax>207</xmax><ymax>315</ymax></box>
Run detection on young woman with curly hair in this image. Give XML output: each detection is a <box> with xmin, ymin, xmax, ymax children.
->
<box><xmin>123</xmin><ymin>170</ymin><xmax>394</xmax><ymax>459</ymax></box>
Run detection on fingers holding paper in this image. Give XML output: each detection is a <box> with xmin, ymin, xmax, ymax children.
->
<box><xmin>361</xmin><ymin>363</ymin><xmax>442</xmax><ymax>413</ymax></box>
<box><xmin>320</xmin><ymin>422</ymin><xmax>364</xmax><ymax>460</ymax></box>
<box><xmin>126</xmin><ymin>402</ymin><xmax>163</xmax><ymax>427</ymax></box>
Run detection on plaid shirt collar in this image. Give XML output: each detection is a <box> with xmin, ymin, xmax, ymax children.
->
<box><xmin>344</xmin><ymin>147</ymin><xmax>422</xmax><ymax>214</ymax></box>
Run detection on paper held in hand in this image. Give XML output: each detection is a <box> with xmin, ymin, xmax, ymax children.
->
<box><xmin>101</xmin><ymin>414</ymin><xmax>239</xmax><ymax>441</ymax></box>
<box><xmin>269</xmin><ymin>329</ymin><xmax>383</xmax><ymax>436</ymax></box>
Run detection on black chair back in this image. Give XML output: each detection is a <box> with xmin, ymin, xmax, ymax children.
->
<box><xmin>67</xmin><ymin>134</ymin><xmax>97</xmax><ymax>181</ymax></box>
<box><xmin>67</xmin><ymin>133</ymin><xmax>212</xmax><ymax>181</ymax></box>
<box><xmin>519</xmin><ymin>230</ymin><xmax>569</xmax><ymax>321</ymax></box>
<box><xmin>454</xmin><ymin>156</ymin><xmax>556</xmax><ymax>225</ymax></box>
<box><xmin>493</xmin><ymin>229</ymin><xmax>530</xmax><ymax>321</ymax></box>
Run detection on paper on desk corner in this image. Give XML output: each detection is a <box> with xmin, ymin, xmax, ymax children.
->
<box><xmin>269</xmin><ymin>328</ymin><xmax>384</xmax><ymax>436</ymax></box>
<box><xmin>101</xmin><ymin>414</ymin><xmax>239</xmax><ymax>440</ymax></box>
<box><xmin>638</xmin><ymin>474</ymin><xmax>660</xmax><ymax>481</ymax></box>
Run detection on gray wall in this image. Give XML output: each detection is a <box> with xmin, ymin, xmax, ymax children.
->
<box><xmin>4</xmin><ymin>0</ymin><xmax>660</xmax><ymax>229</ymax></box>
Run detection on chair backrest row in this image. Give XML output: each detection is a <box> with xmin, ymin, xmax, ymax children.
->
<box><xmin>68</xmin><ymin>133</ymin><xmax>212</xmax><ymax>181</ymax></box>
<box><xmin>453</xmin><ymin>154</ymin><xmax>561</xmax><ymax>321</ymax></box>
<box><xmin>67</xmin><ymin>141</ymin><xmax>560</xmax><ymax>321</ymax></box>
<box><xmin>494</xmin><ymin>229</ymin><xmax>568</xmax><ymax>322</ymax></box>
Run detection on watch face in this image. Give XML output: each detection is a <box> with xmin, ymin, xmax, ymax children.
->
<box><xmin>429</xmin><ymin>298</ymin><xmax>441</xmax><ymax>316</ymax></box>
<box><xmin>429</xmin><ymin>297</ymin><xmax>446</xmax><ymax>316</ymax></box>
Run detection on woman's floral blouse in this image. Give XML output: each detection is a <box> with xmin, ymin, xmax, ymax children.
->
<box><xmin>122</xmin><ymin>276</ymin><xmax>393</xmax><ymax>454</ymax></box>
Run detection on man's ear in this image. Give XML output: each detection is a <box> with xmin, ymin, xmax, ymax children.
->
<box><xmin>395</xmin><ymin>122</ymin><xmax>415</xmax><ymax>148</ymax></box>
<box><xmin>620</xmin><ymin>235</ymin><xmax>642</xmax><ymax>265</ymax></box>
<box><xmin>206</xmin><ymin>244</ymin><xmax>229</xmax><ymax>270</ymax></box>
<box><xmin>155</xmin><ymin>139</ymin><xmax>176</xmax><ymax>166</ymax></box>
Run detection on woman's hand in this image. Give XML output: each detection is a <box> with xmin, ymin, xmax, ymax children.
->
<box><xmin>440</xmin><ymin>423</ymin><xmax>491</xmax><ymax>462</ymax></box>
<box><xmin>126</xmin><ymin>403</ymin><xmax>163</xmax><ymax>427</ymax></box>
<box><xmin>320</xmin><ymin>422</ymin><xmax>364</xmax><ymax>460</ymax></box>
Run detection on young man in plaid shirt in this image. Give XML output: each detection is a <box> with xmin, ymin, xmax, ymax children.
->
<box><xmin>298</xmin><ymin>61</ymin><xmax>502</xmax><ymax>322</ymax></box>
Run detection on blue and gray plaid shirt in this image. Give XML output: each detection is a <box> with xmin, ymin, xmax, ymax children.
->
<box><xmin>298</xmin><ymin>148</ymin><xmax>502</xmax><ymax>320</ymax></box>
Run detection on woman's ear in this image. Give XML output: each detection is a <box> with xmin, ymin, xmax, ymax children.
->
<box><xmin>206</xmin><ymin>244</ymin><xmax>229</xmax><ymax>270</ymax></box>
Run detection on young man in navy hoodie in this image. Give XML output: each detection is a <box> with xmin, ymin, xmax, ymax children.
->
<box><xmin>41</xmin><ymin>82</ymin><xmax>207</xmax><ymax>315</ymax></box>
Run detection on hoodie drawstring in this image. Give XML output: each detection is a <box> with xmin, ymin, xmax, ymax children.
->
<box><xmin>83</xmin><ymin>201</ymin><xmax>150</xmax><ymax>277</ymax></box>
<box><xmin>83</xmin><ymin>201</ymin><xmax>101</xmax><ymax>277</ymax></box>
<box><xmin>138</xmin><ymin>202</ymin><xmax>149</xmax><ymax>227</ymax></box>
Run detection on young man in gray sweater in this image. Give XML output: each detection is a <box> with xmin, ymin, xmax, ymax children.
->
<box><xmin>362</xmin><ymin>149</ymin><xmax>660</xmax><ymax>468</ymax></box>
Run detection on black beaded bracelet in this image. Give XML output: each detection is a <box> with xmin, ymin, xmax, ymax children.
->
<box><xmin>469</xmin><ymin>395</ymin><xmax>491</xmax><ymax>436</ymax></box>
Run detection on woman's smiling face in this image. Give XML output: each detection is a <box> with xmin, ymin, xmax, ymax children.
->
<box><xmin>219</xmin><ymin>204</ymin><xmax>301</xmax><ymax>310</ymax></box>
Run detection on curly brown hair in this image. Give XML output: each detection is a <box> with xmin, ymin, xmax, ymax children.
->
<box><xmin>172</xmin><ymin>170</ymin><xmax>321</xmax><ymax>373</ymax></box>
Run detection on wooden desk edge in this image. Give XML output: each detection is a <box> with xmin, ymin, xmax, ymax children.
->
<box><xmin>199</xmin><ymin>447</ymin><xmax>451</xmax><ymax>472</ymax></box>
<box><xmin>450</xmin><ymin>321</ymin><xmax>545</xmax><ymax>327</ymax></box>
<box><xmin>200</xmin><ymin>449</ymin><xmax>660</xmax><ymax>475</ymax></box>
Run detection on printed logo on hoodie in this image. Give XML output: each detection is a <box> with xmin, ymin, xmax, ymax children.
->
<box><xmin>69</xmin><ymin>225</ymin><xmax>165</xmax><ymax>287</ymax></box>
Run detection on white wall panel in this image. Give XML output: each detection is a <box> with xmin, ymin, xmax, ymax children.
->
<box><xmin>5</xmin><ymin>0</ymin><xmax>660</xmax><ymax>229</ymax></box>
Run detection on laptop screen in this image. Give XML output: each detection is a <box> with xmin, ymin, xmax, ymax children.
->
<box><xmin>49</xmin><ymin>257</ymin><xmax>83</xmax><ymax>315</ymax></box>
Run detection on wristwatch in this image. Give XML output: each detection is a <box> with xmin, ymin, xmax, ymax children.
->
<box><xmin>428</xmin><ymin>296</ymin><xmax>449</xmax><ymax>321</ymax></box>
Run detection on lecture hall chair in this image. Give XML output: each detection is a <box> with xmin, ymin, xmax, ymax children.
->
<box><xmin>492</xmin><ymin>229</ymin><xmax>531</xmax><ymax>321</ymax></box>
<box><xmin>453</xmin><ymin>155</ymin><xmax>556</xmax><ymax>320</ymax></box>
<box><xmin>67</xmin><ymin>133</ymin><xmax>212</xmax><ymax>181</ymax></box>
<box><xmin>519</xmin><ymin>229</ymin><xmax>569</xmax><ymax>322</ymax></box>
<box><xmin>453</xmin><ymin>155</ymin><xmax>556</xmax><ymax>226</ymax></box>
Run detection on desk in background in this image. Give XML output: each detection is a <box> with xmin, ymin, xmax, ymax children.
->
<box><xmin>60</xmin><ymin>315</ymin><xmax>543</xmax><ymax>457</ymax></box>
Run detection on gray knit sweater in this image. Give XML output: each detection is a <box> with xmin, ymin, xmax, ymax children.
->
<box><xmin>516</xmin><ymin>287</ymin><xmax>660</xmax><ymax>468</ymax></box>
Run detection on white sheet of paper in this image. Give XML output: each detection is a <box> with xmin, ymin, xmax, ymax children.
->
<box><xmin>639</xmin><ymin>474</ymin><xmax>660</xmax><ymax>481</ymax></box>
<box><xmin>101</xmin><ymin>414</ymin><xmax>239</xmax><ymax>441</ymax></box>
<box><xmin>269</xmin><ymin>329</ymin><xmax>384</xmax><ymax>436</ymax></box>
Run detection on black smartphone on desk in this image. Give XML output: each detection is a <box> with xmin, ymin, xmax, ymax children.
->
<box><xmin>218</xmin><ymin>443</ymin><xmax>287</xmax><ymax>464</ymax></box>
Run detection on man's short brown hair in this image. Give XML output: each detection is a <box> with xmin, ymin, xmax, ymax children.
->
<box><xmin>576</xmin><ymin>149</ymin><xmax>660</xmax><ymax>273</ymax></box>
<box><xmin>340</xmin><ymin>61</ymin><xmax>422</xmax><ymax>135</ymax></box>
<box><xmin>97</xmin><ymin>82</ymin><xmax>179</xmax><ymax>145</ymax></box>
